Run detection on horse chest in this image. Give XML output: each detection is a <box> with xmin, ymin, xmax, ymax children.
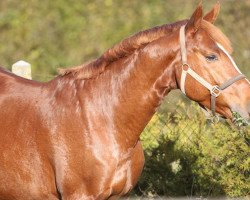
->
<box><xmin>62</xmin><ymin>141</ymin><xmax>144</xmax><ymax>199</ymax></box>
<box><xmin>109</xmin><ymin>153</ymin><xmax>135</xmax><ymax>194</ymax></box>
<box><xmin>105</xmin><ymin>142</ymin><xmax>145</xmax><ymax>197</ymax></box>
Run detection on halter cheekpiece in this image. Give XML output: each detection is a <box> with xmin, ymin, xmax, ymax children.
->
<box><xmin>179</xmin><ymin>25</ymin><xmax>246</xmax><ymax>116</ymax></box>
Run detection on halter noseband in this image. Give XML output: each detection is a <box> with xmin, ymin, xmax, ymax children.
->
<box><xmin>179</xmin><ymin>25</ymin><xmax>246</xmax><ymax>116</ymax></box>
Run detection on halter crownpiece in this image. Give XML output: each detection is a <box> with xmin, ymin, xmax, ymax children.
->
<box><xmin>179</xmin><ymin>25</ymin><xmax>246</xmax><ymax>116</ymax></box>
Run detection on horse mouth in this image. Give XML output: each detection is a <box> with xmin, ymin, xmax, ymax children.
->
<box><xmin>211</xmin><ymin>109</ymin><xmax>249</xmax><ymax>127</ymax></box>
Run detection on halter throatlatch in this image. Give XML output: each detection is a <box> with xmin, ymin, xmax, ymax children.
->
<box><xmin>179</xmin><ymin>25</ymin><xmax>246</xmax><ymax>117</ymax></box>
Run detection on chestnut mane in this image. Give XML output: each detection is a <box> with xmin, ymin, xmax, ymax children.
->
<box><xmin>58</xmin><ymin>20</ymin><xmax>187</xmax><ymax>79</ymax></box>
<box><xmin>59</xmin><ymin>19</ymin><xmax>232</xmax><ymax>79</ymax></box>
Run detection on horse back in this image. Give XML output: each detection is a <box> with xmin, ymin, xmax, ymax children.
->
<box><xmin>0</xmin><ymin>67</ymin><xmax>58</xmax><ymax>199</ymax></box>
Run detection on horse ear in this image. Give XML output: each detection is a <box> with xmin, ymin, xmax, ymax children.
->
<box><xmin>186</xmin><ymin>2</ymin><xmax>203</xmax><ymax>32</ymax></box>
<box><xmin>203</xmin><ymin>1</ymin><xmax>220</xmax><ymax>24</ymax></box>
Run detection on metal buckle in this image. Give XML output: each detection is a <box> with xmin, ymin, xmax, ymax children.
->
<box><xmin>211</xmin><ymin>115</ymin><xmax>220</xmax><ymax>123</ymax></box>
<box><xmin>210</xmin><ymin>85</ymin><xmax>221</xmax><ymax>97</ymax></box>
<box><xmin>181</xmin><ymin>63</ymin><xmax>190</xmax><ymax>72</ymax></box>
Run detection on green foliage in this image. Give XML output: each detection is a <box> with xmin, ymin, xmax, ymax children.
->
<box><xmin>132</xmin><ymin>102</ymin><xmax>250</xmax><ymax>198</ymax></box>
<box><xmin>233</xmin><ymin>111</ymin><xmax>249</xmax><ymax>127</ymax></box>
<box><xmin>0</xmin><ymin>0</ymin><xmax>249</xmax><ymax>81</ymax></box>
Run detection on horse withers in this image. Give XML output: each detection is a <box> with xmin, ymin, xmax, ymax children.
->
<box><xmin>0</xmin><ymin>2</ymin><xmax>249</xmax><ymax>199</ymax></box>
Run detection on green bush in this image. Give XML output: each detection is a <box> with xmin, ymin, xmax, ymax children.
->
<box><xmin>0</xmin><ymin>0</ymin><xmax>250</xmax><ymax>80</ymax></box>
<box><xmin>131</xmin><ymin>102</ymin><xmax>250</xmax><ymax>198</ymax></box>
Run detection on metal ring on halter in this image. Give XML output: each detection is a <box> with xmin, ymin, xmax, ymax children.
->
<box><xmin>211</xmin><ymin>115</ymin><xmax>220</xmax><ymax>123</ymax></box>
<box><xmin>182</xmin><ymin>63</ymin><xmax>190</xmax><ymax>72</ymax></box>
<box><xmin>210</xmin><ymin>85</ymin><xmax>221</xmax><ymax>97</ymax></box>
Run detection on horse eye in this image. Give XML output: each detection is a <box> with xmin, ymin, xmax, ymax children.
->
<box><xmin>205</xmin><ymin>55</ymin><xmax>218</xmax><ymax>62</ymax></box>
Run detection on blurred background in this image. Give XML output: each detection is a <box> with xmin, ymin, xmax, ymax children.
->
<box><xmin>0</xmin><ymin>0</ymin><xmax>249</xmax><ymax>80</ymax></box>
<box><xmin>0</xmin><ymin>0</ymin><xmax>249</xmax><ymax>198</ymax></box>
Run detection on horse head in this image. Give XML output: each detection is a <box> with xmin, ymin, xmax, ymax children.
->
<box><xmin>175</xmin><ymin>2</ymin><xmax>250</xmax><ymax>123</ymax></box>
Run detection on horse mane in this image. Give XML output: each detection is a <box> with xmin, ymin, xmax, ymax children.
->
<box><xmin>58</xmin><ymin>20</ymin><xmax>188</xmax><ymax>79</ymax></box>
<box><xmin>201</xmin><ymin>20</ymin><xmax>232</xmax><ymax>54</ymax></box>
<box><xmin>59</xmin><ymin>19</ymin><xmax>232</xmax><ymax>80</ymax></box>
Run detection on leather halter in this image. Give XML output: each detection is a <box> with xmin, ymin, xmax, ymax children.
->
<box><xmin>179</xmin><ymin>25</ymin><xmax>246</xmax><ymax>116</ymax></box>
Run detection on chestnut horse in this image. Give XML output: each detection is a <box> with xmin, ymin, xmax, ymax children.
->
<box><xmin>0</xmin><ymin>3</ymin><xmax>249</xmax><ymax>199</ymax></box>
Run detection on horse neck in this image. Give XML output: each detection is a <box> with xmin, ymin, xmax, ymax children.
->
<box><xmin>50</xmin><ymin>33</ymin><xmax>180</xmax><ymax>151</ymax></box>
<box><xmin>72</xmin><ymin>33</ymin><xmax>180</xmax><ymax>149</ymax></box>
<box><xmin>114</xmin><ymin>36</ymin><xmax>179</xmax><ymax>147</ymax></box>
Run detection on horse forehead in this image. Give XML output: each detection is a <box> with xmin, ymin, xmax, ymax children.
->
<box><xmin>187</xmin><ymin>30</ymin><xmax>215</xmax><ymax>50</ymax></box>
<box><xmin>195</xmin><ymin>30</ymin><xmax>215</xmax><ymax>46</ymax></box>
